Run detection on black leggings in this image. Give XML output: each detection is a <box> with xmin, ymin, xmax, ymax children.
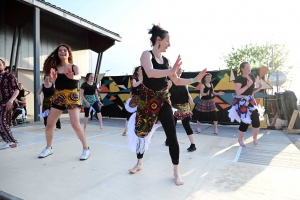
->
<box><xmin>174</xmin><ymin>117</ymin><xmax>193</xmax><ymax>135</ymax></box>
<box><xmin>84</xmin><ymin>102</ymin><xmax>101</xmax><ymax>117</ymax></box>
<box><xmin>239</xmin><ymin>110</ymin><xmax>260</xmax><ymax>132</ymax></box>
<box><xmin>137</xmin><ymin>103</ymin><xmax>180</xmax><ymax>165</ymax></box>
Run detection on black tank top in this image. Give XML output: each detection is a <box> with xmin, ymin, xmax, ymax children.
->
<box><xmin>42</xmin><ymin>84</ymin><xmax>55</xmax><ymax>98</ymax></box>
<box><xmin>17</xmin><ymin>89</ymin><xmax>25</xmax><ymax>100</ymax></box>
<box><xmin>201</xmin><ymin>83</ymin><xmax>213</xmax><ymax>100</ymax></box>
<box><xmin>54</xmin><ymin>65</ymin><xmax>78</xmax><ymax>90</ymax></box>
<box><xmin>169</xmin><ymin>83</ymin><xmax>188</xmax><ymax>104</ymax></box>
<box><xmin>141</xmin><ymin>51</ymin><xmax>168</xmax><ymax>91</ymax></box>
<box><xmin>131</xmin><ymin>78</ymin><xmax>142</xmax><ymax>95</ymax></box>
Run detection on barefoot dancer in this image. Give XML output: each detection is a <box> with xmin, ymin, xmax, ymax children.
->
<box><xmin>38</xmin><ymin>44</ymin><xmax>90</xmax><ymax>160</ymax></box>
<box><xmin>165</xmin><ymin>68</ymin><xmax>197</xmax><ymax>152</ymax></box>
<box><xmin>228</xmin><ymin>62</ymin><xmax>263</xmax><ymax>147</ymax></box>
<box><xmin>127</xmin><ymin>24</ymin><xmax>207</xmax><ymax>186</ymax></box>
<box><xmin>123</xmin><ymin>66</ymin><xmax>143</xmax><ymax>136</ymax></box>
<box><xmin>194</xmin><ymin>73</ymin><xmax>224</xmax><ymax>134</ymax></box>
<box><xmin>80</xmin><ymin>73</ymin><xmax>104</xmax><ymax>131</ymax></box>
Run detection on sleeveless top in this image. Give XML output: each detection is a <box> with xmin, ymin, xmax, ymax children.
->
<box><xmin>17</xmin><ymin>89</ymin><xmax>25</xmax><ymax>100</ymax></box>
<box><xmin>131</xmin><ymin>77</ymin><xmax>142</xmax><ymax>96</ymax></box>
<box><xmin>201</xmin><ymin>83</ymin><xmax>214</xmax><ymax>100</ymax></box>
<box><xmin>169</xmin><ymin>83</ymin><xmax>188</xmax><ymax>104</ymax></box>
<box><xmin>42</xmin><ymin>84</ymin><xmax>55</xmax><ymax>98</ymax></box>
<box><xmin>54</xmin><ymin>65</ymin><xmax>78</xmax><ymax>90</ymax></box>
<box><xmin>141</xmin><ymin>51</ymin><xmax>168</xmax><ymax>91</ymax></box>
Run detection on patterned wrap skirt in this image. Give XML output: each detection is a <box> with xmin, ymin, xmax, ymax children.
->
<box><xmin>42</xmin><ymin>96</ymin><xmax>53</xmax><ymax>112</ymax></box>
<box><xmin>125</xmin><ymin>95</ymin><xmax>139</xmax><ymax>113</ymax></box>
<box><xmin>228</xmin><ymin>95</ymin><xmax>265</xmax><ymax>124</ymax></box>
<box><xmin>52</xmin><ymin>88</ymin><xmax>81</xmax><ymax>109</ymax></box>
<box><xmin>195</xmin><ymin>99</ymin><xmax>216</xmax><ymax>112</ymax></box>
<box><xmin>82</xmin><ymin>95</ymin><xmax>97</xmax><ymax>108</ymax></box>
<box><xmin>173</xmin><ymin>103</ymin><xmax>193</xmax><ymax>120</ymax></box>
<box><xmin>127</xmin><ymin>85</ymin><xmax>169</xmax><ymax>153</ymax></box>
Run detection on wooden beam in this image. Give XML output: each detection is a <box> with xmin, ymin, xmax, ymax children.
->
<box><xmin>270</xmin><ymin>113</ymin><xmax>278</xmax><ymax>127</ymax></box>
<box><xmin>284</xmin><ymin>129</ymin><xmax>300</xmax><ymax>134</ymax></box>
<box><xmin>287</xmin><ymin>110</ymin><xmax>299</xmax><ymax>131</ymax></box>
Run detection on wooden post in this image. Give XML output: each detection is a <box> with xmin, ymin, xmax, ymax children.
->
<box><xmin>284</xmin><ymin>110</ymin><xmax>300</xmax><ymax>134</ymax></box>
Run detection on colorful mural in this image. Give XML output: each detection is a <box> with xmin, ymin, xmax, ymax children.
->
<box><xmin>99</xmin><ymin>68</ymin><xmax>271</xmax><ymax>127</ymax></box>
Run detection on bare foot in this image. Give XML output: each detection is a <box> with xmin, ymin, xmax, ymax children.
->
<box><xmin>129</xmin><ymin>163</ymin><xmax>142</xmax><ymax>174</ymax></box>
<box><xmin>253</xmin><ymin>137</ymin><xmax>258</xmax><ymax>145</ymax></box>
<box><xmin>100</xmin><ymin>125</ymin><xmax>103</xmax><ymax>130</ymax></box>
<box><xmin>84</xmin><ymin>127</ymin><xmax>86</xmax><ymax>131</ymax></box>
<box><xmin>238</xmin><ymin>140</ymin><xmax>246</xmax><ymax>147</ymax></box>
<box><xmin>174</xmin><ymin>171</ymin><xmax>184</xmax><ymax>186</ymax></box>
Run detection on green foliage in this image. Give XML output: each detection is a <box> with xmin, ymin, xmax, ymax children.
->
<box><xmin>222</xmin><ymin>42</ymin><xmax>293</xmax><ymax>77</ymax></box>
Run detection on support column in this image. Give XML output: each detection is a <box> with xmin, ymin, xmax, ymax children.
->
<box><xmin>14</xmin><ymin>29</ymin><xmax>22</xmax><ymax>77</ymax></box>
<box><xmin>94</xmin><ymin>39</ymin><xmax>104</xmax><ymax>84</ymax></box>
<box><xmin>33</xmin><ymin>7</ymin><xmax>41</xmax><ymax>121</ymax></box>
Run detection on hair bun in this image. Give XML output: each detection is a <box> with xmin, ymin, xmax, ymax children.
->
<box><xmin>148</xmin><ymin>24</ymin><xmax>163</xmax><ymax>34</ymax></box>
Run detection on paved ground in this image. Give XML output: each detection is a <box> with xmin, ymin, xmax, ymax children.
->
<box><xmin>1</xmin><ymin>113</ymin><xmax>300</xmax><ymax>200</ymax></box>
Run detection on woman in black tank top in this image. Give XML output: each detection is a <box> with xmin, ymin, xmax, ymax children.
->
<box><xmin>194</xmin><ymin>73</ymin><xmax>225</xmax><ymax>134</ymax></box>
<box><xmin>127</xmin><ymin>24</ymin><xmax>207</xmax><ymax>186</ymax></box>
<box><xmin>37</xmin><ymin>75</ymin><xmax>61</xmax><ymax>129</ymax></box>
<box><xmin>38</xmin><ymin>44</ymin><xmax>90</xmax><ymax>161</ymax></box>
<box><xmin>123</xmin><ymin>66</ymin><xmax>143</xmax><ymax>136</ymax></box>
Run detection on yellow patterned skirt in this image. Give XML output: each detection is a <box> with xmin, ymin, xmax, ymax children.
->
<box><xmin>51</xmin><ymin>88</ymin><xmax>81</xmax><ymax>110</ymax></box>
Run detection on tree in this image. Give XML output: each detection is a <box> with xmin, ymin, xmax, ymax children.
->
<box><xmin>222</xmin><ymin>42</ymin><xmax>293</xmax><ymax>77</ymax></box>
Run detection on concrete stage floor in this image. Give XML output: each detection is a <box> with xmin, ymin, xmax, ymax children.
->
<box><xmin>1</xmin><ymin>113</ymin><xmax>300</xmax><ymax>200</ymax></box>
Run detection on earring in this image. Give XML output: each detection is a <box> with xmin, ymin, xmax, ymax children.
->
<box><xmin>158</xmin><ymin>44</ymin><xmax>160</xmax><ymax>49</ymax></box>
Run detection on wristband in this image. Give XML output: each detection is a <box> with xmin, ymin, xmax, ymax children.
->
<box><xmin>190</xmin><ymin>78</ymin><xmax>195</xmax><ymax>83</ymax></box>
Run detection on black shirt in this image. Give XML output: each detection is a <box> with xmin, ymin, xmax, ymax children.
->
<box><xmin>169</xmin><ymin>83</ymin><xmax>188</xmax><ymax>104</ymax></box>
<box><xmin>201</xmin><ymin>83</ymin><xmax>214</xmax><ymax>100</ymax></box>
<box><xmin>17</xmin><ymin>89</ymin><xmax>25</xmax><ymax>100</ymax></box>
<box><xmin>42</xmin><ymin>84</ymin><xmax>55</xmax><ymax>98</ymax></box>
<box><xmin>141</xmin><ymin>51</ymin><xmax>168</xmax><ymax>91</ymax></box>
<box><xmin>54</xmin><ymin>65</ymin><xmax>78</xmax><ymax>90</ymax></box>
<box><xmin>234</xmin><ymin>74</ymin><xmax>255</xmax><ymax>95</ymax></box>
<box><xmin>131</xmin><ymin>78</ymin><xmax>142</xmax><ymax>96</ymax></box>
<box><xmin>80</xmin><ymin>82</ymin><xmax>97</xmax><ymax>95</ymax></box>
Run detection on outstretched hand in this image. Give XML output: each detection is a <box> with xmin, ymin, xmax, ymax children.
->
<box><xmin>194</xmin><ymin>68</ymin><xmax>207</xmax><ymax>82</ymax></box>
<box><xmin>218</xmin><ymin>91</ymin><xmax>225</xmax><ymax>95</ymax></box>
<box><xmin>65</xmin><ymin>67</ymin><xmax>74</xmax><ymax>80</ymax></box>
<box><xmin>50</xmin><ymin>68</ymin><xmax>58</xmax><ymax>80</ymax></box>
<box><xmin>171</xmin><ymin>55</ymin><xmax>182</xmax><ymax>74</ymax></box>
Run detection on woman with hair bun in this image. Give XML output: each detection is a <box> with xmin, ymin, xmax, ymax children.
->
<box><xmin>126</xmin><ymin>24</ymin><xmax>207</xmax><ymax>186</ymax></box>
<box><xmin>38</xmin><ymin>44</ymin><xmax>90</xmax><ymax>160</ymax></box>
<box><xmin>80</xmin><ymin>73</ymin><xmax>104</xmax><ymax>131</ymax></box>
<box><xmin>122</xmin><ymin>66</ymin><xmax>143</xmax><ymax>136</ymax></box>
<box><xmin>228</xmin><ymin>62</ymin><xmax>263</xmax><ymax>147</ymax></box>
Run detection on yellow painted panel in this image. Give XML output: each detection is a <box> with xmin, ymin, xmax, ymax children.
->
<box><xmin>214</xmin><ymin>73</ymin><xmax>235</xmax><ymax>90</ymax></box>
<box><xmin>119</xmin><ymin>93</ymin><xmax>131</xmax><ymax>104</ymax></box>
<box><xmin>109</xmin><ymin>77</ymin><xmax>120</xmax><ymax>92</ymax></box>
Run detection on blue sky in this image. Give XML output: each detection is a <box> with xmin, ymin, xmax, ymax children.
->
<box><xmin>49</xmin><ymin>0</ymin><xmax>300</xmax><ymax>97</ymax></box>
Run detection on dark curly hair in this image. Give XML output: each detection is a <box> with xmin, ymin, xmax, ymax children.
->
<box><xmin>148</xmin><ymin>24</ymin><xmax>169</xmax><ymax>47</ymax></box>
<box><xmin>43</xmin><ymin>44</ymin><xmax>73</xmax><ymax>75</ymax></box>
<box><xmin>132</xmin><ymin>66</ymin><xmax>141</xmax><ymax>78</ymax></box>
<box><xmin>201</xmin><ymin>73</ymin><xmax>212</xmax><ymax>84</ymax></box>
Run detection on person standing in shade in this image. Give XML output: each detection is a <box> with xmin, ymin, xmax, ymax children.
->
<box><xmin>165</xmin><ymin>68</ymin><xmax>196</xmax><ymax>152</ymax></box>
<box><xmin>123</xmin><ymin>66</ymin><xmax>143</xmax><ymax>136</ymax></box>
<box><xmin>37</xmin><ymin>75</ymin><xmax>61</xmax><ymax>129</ymax></box>
<box><xmin>17</xmin><ymin>83</ymin><xmax>31</xmax><ymax>119</ymax></box>
<box><xmin>38</xmin><ymin>44</ymin><xmax>90</xmax><ymax>160</ymax></box>
<box><xmin>0</xmin><ymin>58</ymin><xmax>19</xmax><ymax>149</ymax></box>
<box><xmin>80</xmin><ymin>73</ymin><xmax>104</xmax><ymax>131</ymax></box>
<box><xmin>194</xmin><ymin>73</ymin><xmax>224</xmax><ymax>134</ymax></box>
<box><xmin>228</xmin><ymin>62</ymin><xmax>263</xmax><ymax>147</ymax></box>
<box><xmin>126</xmin><ymin>24</ymin><xmax>207</xmax><ymax>186</ymax></box>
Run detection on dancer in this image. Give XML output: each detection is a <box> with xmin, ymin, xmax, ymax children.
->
<box><xmin>17</xmin><ymin>83</ymin><xmax>31</xmax><ymax>119</ymax></box>
<box><xmin>123</xmin><ymin>66</ymin><xmax>143</xmax><ymax>136</ymax></box>
<box><xmin>228</xmin><ymin>62</ymin><xmax>263</xmax><ymax>147</ymax></box>
<box><xmin>80</xmin><ymin>73</ymin><xmax>104</xmax><ymax>131</ymax></box>
<box><xmin>37</xmin><ymin>75</ymin><xmax>61</xmax><ymax>129</ymax></box>
<box><xmin>0</xmin><ymin>58</ymin><xmax>19</xmax><ymax>149</ymax></box>
<box><xmin>38</xmin><ymin>44</ymin><xmax>90</xmax><ymax>160</ymax></box>
<box><xmin>165</xmin><ymin>67</ymin><xmax>196</xmax><ymax>152</ymax></box>
<box><xmin>194</xmin><ymin>73</ymin><xmax>224</xmax><ymax>134</ymax></box>
<box><xmin>127</xmin><ymin>24</ymin><xmax>207</xmax><ymax>186</ymax></box>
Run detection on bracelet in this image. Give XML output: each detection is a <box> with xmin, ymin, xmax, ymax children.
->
<box><xmin>8</xmin><ymin>99</ymin><xmax>13</xmax><ymax>103</ymax></box>
<box><xmin>190</xmin><ymin>78</ymin><xmax>195</xmax><ymax>83</ymax></box>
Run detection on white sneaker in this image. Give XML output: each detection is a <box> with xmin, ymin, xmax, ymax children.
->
<box><xmin>0</xmin><ymin>143</ymin><xmax>10</xmax><ymax>150</ymax></box>
<box><xmin>0</xmin><ymin>142</ymin><xmax>17</xmax><ymax>150</ymax></box>
<box><xmin>38</xmin><ymin>147</ymin><xmax>53</xmax><ymax>158</ymax></box>
<box><xmin>80</xmin><ymin>147</ymin><xmax>90</xmax><ymax>160</ymax></box>
<box><xmin>195</xmin><ymin>128</ymin><xmax>202</xmax><ymax>133</ymax></box>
